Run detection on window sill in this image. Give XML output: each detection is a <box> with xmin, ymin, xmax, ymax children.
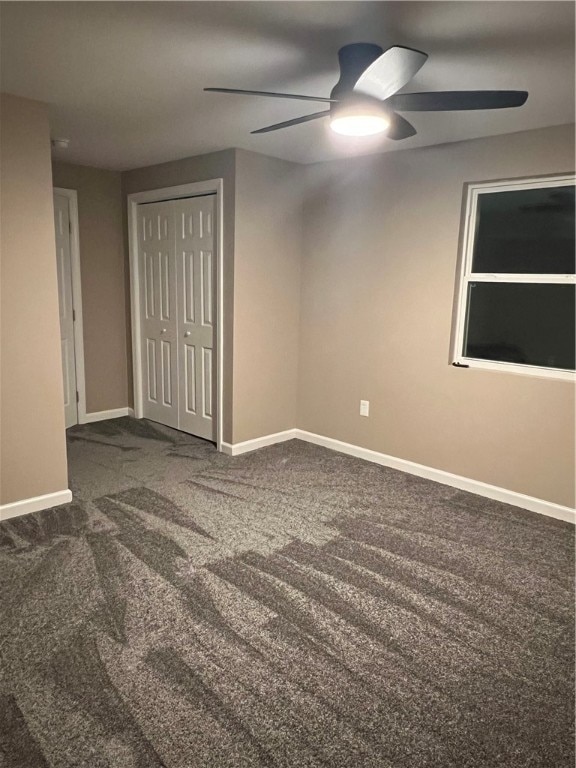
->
<box><xmin>452</xmin><ymin>357</ymin><xmax>575</xmax><ymax>382</ymax></box>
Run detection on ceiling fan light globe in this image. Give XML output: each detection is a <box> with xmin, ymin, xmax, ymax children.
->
<box><xmin>329</xmin><ymin>98</ymin><xmax>390</xmax><ymax>137</ymax></box>
<box><xmin>330</xmin><ymin>114</ymin><xmax>389</xmax><ymax>136</ymax></box>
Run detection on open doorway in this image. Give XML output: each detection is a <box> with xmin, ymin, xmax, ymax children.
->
<box><xmin>53</xmin><ymin>187</ymin><xmax>86</xmax><ymax>427</ymax></box>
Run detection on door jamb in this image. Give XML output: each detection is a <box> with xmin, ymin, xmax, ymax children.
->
<box><xmin>53</xmin><ymin>187</ymin><xmax>87</xmax><ymax>425</ymax></box>
<box><xmin>127</xmin><ymin>179</ymin><xmax>224</xmax><ymax>452</ymax></box>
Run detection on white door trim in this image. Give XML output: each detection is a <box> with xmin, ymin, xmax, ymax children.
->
<box><xmin>127</xmin><ymin>179</ymin><xmax>225</xmax><ymax>452</ymax></box>
<box><xmin>82</xmin><ymin>407</ymin><xmax>135</xmax><ymax>423</ymax></box>
<box><xmin>53</xmin><ymin>187</ymin><xmax>87</xmax><ymax>424</ymax></box>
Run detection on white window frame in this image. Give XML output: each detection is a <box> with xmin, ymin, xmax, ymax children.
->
<box><xmin>452</xmin><ymin>174</ymin><xmax>575</xmax><ymax>381</ymax></box>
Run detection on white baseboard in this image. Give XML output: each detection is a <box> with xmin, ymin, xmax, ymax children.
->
<box><xmin>295</xmin><ymin>430</ymin><xmax>575</xmax><ymax>524</ymax></box>
<box><xmin>221</xmin><ymin>427</ymin><xmax>575</xmax><ymax>524</ymax></box>
<box><xmin>221</xmin><ymin>429</ymin><xmax>298</xmax><ymax>456</ymax></box>
<box><xmin>0</xmin><ymin>489</ymin><xmax>73</xmax><ymax>522</ymax></box>
<box><xmin>81</xmin><ymin>407</ymin><xmax>134</xmax><ymax>424</ymax></box>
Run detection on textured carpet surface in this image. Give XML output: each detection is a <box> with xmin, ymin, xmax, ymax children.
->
<box><xmin>0</xmin><ymin>417</ymin><xmax>573</xmax><ymax>768</ymax></box>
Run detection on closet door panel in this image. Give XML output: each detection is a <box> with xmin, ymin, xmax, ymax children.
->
<box><xmin>174</xmin><ymin>196</ymin><xmax>216</xmax><ymax>440</ymax></box>
<box><xmin>137</xmin><ymin>202</ymin><xmax>179</xmax><ymax>429</ymax></box>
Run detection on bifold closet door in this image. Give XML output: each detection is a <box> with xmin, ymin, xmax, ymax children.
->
<box><xmin>137</xmin><ymin>195</ymin><xmax>216</xmax><ymax>441</ymax></box>
<box><xmin>174</xmin><ymin>196</ymin><xmax>216</xmax><ymax>441</ymax></box>
<box><xmin>138</xmin><ymin>202</ymin><xmax>179</xmax><ymax>429</ymax></box>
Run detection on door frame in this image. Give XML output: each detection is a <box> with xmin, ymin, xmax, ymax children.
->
<box><xmin>53</xmin><ymin>187</ymin><xmax>87</xmax><ymax>425</ymax></box>
<box><xmin>127</xmin><ymin>179</ymin><xmax>224</xmax><ymax>452</ymax></box>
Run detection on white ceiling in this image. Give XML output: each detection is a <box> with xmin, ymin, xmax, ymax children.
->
<box><xmin>1</xmin><ymin>1</ymin><xmax>574</xmax><ymax>170</ymax></box>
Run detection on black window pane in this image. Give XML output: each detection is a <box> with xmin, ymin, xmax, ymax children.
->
<box><xmin>464</xmin><ymin>282</ymin><xmax>575</xmax><ymax>370</ymax></box>
<box><xmin>472</xmin><ymin>185</ymin><xmax>575</xmax><ymax>274</ymax></box>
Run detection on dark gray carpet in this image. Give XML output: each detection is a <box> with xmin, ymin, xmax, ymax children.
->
<box><xmin>0</xmin><ymin>417</ymin><xmax>573</xmax><ymax>768</ymax></box>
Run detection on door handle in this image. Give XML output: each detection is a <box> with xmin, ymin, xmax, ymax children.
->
<box><xmin>160</xmin><ymin>328</ymin><xmax>167</xmax><ymax>334</ymax></box>
<box><xmin>184</xmin><ymin>331</ymin><xmax>191</xmax><ymax>337</ymax></box>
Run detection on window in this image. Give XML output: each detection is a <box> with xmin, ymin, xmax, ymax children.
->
<box><xmin>453</xmin><ymin>175</ymin><xmax>575</xmax><ymax>380</ymax></box>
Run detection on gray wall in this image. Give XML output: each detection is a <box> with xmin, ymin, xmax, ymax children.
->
<box><xmin>297</xmin><ymin>124</ymin><xmax>575</xmax><ymax>507</ymax></box>
<box><xmin>52</xmin><ymin>161</ymin><xmax>129</xmax><ymax>413</ymax></box>
<box><xmin>232</xmin><ymin>149</ymin><xmax>303</xmax><ymax>442</ymax></box>
<box><xmin>1</xmin><ymin>94</ymin><xmax>68</xmax><ymax>505</ymax></box>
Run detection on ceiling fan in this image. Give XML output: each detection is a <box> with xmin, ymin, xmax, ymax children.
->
<box><xmin>205</xmin><ymin>43</ymin><xmax>528</xmax><ymax>139</ymax></box>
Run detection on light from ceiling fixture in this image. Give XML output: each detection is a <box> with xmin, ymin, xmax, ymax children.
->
<box><xmin>330</xmin><ymin>114</ymin><xmax>389</xmax><ymax>136</ymax></box>
<box><xmin>329</xmin><ymin>100</ymin><xmax>389</xmax><ymax>137</ymax></box>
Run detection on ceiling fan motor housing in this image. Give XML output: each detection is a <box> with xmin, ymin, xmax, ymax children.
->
<box><xmin>330</xmin><ymin>43</ymin><xmax>384</xmax><ymax>100</ymax></box>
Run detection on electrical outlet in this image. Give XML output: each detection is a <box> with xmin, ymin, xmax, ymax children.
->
<box><xmin>360</xmin><ymin>400</ymin><xmax>370</xmax><ymax>417</ymax></box>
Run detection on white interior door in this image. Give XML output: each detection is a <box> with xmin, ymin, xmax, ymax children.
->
<box><xmin>137</xmin><ymin>195</ymin><xmax>216</xmax><ymax>440</ymax></box>
<box><xmin>54</xmin><ymin>192</ymin><xmax>78</xmax><ymax>428</ymax></box>
<box><xmin>175</xmin><ymin>196</ymin><xmax>216</xmax><ymax>441</ymax></box>
<box><xmin>138</xmin><ymin>202</ymin><xmax>179</xmax><ymax>429</ymax></box>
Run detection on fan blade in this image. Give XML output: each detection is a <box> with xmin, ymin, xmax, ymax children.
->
<box><xmin>251</xmin><ymin>111</ymin><xmax>330</xmax><ymax>134</ymax></box>
<box><xmin>387</xmin><ymin>90</ymin><xmax>528</xmax><ymax>111</ymax></box>
<box><xmin>352</xmin><ymin>46</ymin><xmax>428</xmax><ymax>101</ymax></box>
<box><xmin>205</xmin><ymin>88</ymin><xmax>336</xmax><ymax>104</ymax></box>
<box><xmin>387</xmin><ymin>113</ymin><xmax>417</xmax><ymax>141</ymax></box>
